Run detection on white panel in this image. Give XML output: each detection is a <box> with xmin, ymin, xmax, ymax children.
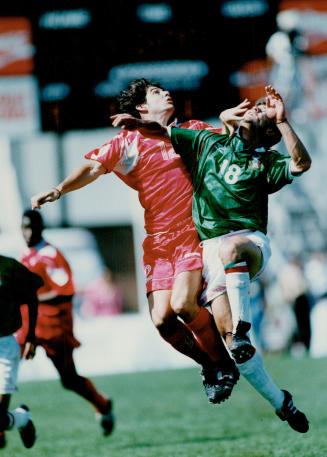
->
<box><xmin>63</xmin><ymin>128</ymin><xmax>136</xmax><ymax>226</ymax></box>
<box><xmin>15</xmin><ymin>133</ymin><xmax>62</xmax><ymax>225</ymax></box>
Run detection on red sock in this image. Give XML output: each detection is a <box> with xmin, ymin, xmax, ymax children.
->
<box><xmin>186</xmin><ymin>307</ymin><xmax>229</xmax><ymax>364</ymax></box>
<box><xmin>161</xmin><ymin>319</ymin><xmax>212</xmax><ymax>367</ymax></box>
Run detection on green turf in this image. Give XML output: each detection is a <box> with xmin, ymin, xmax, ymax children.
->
<box><xmin>5</xmin><ymin>355</ymin><xmax>327</xmax><ymax>457</ymax></box>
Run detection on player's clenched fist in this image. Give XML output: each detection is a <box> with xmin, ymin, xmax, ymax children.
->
<box><xmin>31</xmin><ymin>187</ymin><xmax>61</xmax><ymax>209</ymax></box>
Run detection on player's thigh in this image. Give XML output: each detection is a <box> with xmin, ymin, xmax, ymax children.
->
<box><xmin>219</xmin><ymin>235</ymin><xmax>263</xmax><ymax>278</ymax></box>
<box><xmin>201</xmin><ymin>238</ymin><xmax>226</xmax><ymax>305</ymax></box>
<box><xmin>171</xmin><ymin>269</ymin><xmax>202</xmax><ymax>313</ymax></box>
<box><xmin>246</xmin><ymin>231</ymin><xmax>271</xmax><ymax>280</ymax></box>
<box><xmin>48</xmin><ymin>345</ymin><xmax>76</xmax><ymax>375</ymax></box>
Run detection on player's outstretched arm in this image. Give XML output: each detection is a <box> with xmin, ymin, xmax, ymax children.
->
<box><xmin>265</xmin><ymin>85</ymin><xmax>311</xmax><ymax>174</ymax></box>
<box><xmin>110</xmin><ymin>114</ymin><xmax>168</xmax><ymax>138</ymax></box>
<box><xmin>31</xmin><ymin>160</ymin><xmax>106</xmax><ymax>209</ymax></box>
<box><xmin>219</xmin><ymin>99</ymin><xmax>251</xmax><ymax>136</ymax></box>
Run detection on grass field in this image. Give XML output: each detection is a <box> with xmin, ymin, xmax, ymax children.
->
<box><xmin>5</xmin><ymin>355</ymin><xmax>327</xmax><ymax>457</ymax></box>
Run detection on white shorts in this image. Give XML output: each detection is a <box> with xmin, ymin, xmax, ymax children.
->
<box><xmin>200</xmin><ymin>230</ymin><xmax>271</xmax><ymax>306</ymax></box>
<box><xmin>0</xmin><ymin>335</ymin><xmax>20</xmax><ymax>394</ymax></box>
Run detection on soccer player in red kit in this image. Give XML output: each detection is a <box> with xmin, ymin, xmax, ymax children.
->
<box><xmin>31</xmin><ymin>79</ymin><xmax>241</xmax><ymax>404</ymax></box>
<box><xmin>17</xmin><ymin>209</ymin><xmax>114</xmax><ymax>436</ymax></box>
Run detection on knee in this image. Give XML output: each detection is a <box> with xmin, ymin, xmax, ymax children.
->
<box><xmin>219</xmin><ymin>239</ymin><xmax>241</xmax><ymax>264</ymax></box>
<box><xmin>170</xmin><ymin>294</ymin><xmax>198</xmax><ymax>318</ymax></box>
<box><xmin>151</xmin><ymin>309</ymin><xmax>175</xmax><ymax>333</ymax></box>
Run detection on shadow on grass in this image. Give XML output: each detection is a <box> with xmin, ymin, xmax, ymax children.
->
<box><xmin>116</xmin><ymin>433</ymin><xmax>249</xmax><ymax>451</ymax></box>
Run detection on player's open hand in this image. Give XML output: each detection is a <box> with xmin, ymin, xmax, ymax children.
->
<box><xmin>31</xmin><ymin>188</ymin><xmax>60</xmax><ymax>209</ymax></box>
<box><xmin>110</xmin><ymin>113</ymin><xmax>140</xmax><ymax>130</ymax></box>
<box><xmin>219</xmin><ymin>99</ymin><xmax>251</xmax><ymax>136</ymax></box>
<box><xmin>265</xmin><ymin>85</ymin><xmax>286</xmax><ymax>123</ymax></box>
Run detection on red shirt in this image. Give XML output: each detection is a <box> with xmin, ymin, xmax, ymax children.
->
<box><xmin>85</xmin><ymin>120</ymin><xmax>221</xmax><ymax>234</ymax></box>
<box><xmin>17</xmin><ymin>241</ymin><xmax>79</xmax><ymax>346</ymax></box>
<box><xmin>21</xmin><ymin>241</ymin><xmax>74</xmax><ymax>298</ymax></box>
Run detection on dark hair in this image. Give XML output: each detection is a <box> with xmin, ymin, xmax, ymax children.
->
<box><xmin>22</xmin><ymin>209</ymin><xmax>44</xmax><ymax>231</ymax></box>
<box><xmin>117</xmin><ymin>78</ymin><xmax>164</xmax><ymax>118</ymax></box>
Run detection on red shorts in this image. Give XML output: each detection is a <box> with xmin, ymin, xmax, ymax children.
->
<box><xmin>143</xmin><ymin>219</ymin><xmax>202</xmax><ymax>293</ymax></box>
<box><xmin>16</xmin><ymin>303</ymin><xmax>80</xmax><ymax>358</ymax></box>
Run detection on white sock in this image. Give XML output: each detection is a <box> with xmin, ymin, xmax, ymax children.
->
<box><xmin>237</xmin><ymin>352</ymin><xmax>284</xmax><ymax>410</ymax></box>
<box><xmin>9</xmin><ymin>407</ymin><xmax>30</xmax><ymax>430</ymax></box>
<box><xmin>225</xmin><ymin>261</ymin><xmax>251</xmax><ymax>332</ymax></box>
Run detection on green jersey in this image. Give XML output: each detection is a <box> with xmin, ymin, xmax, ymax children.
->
<box><xmin>171</xmin><ymin>128</ymin><xmax>293</xmax><ymax>240</ymax></box>
<box><xmin>0</xmin><ymin>255</ymin><xmax>42</xmax><ymax>336</ymax></box>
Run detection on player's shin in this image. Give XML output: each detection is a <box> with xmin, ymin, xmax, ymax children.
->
<box><xmin>224</xmin><ymin>260</ymin><xmax>251</xmax><ymax>333</ymax></box>
<box><xmin>157</xmin><ymin>317</ymin><xmax>213</xmax><ymax>366</ymax></box>
<box><xmin>236</xmin><ymin>352</ymin><xmax>284</xmax><ymax>409</ymax></box>
<box><xmin>185</xmin><ymin>307</ymin><xmax>230</xmax><ymax>364</ymax></box>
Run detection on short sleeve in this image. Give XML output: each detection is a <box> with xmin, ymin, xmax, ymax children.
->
<box><xmin>171</xmin><ymin>128</ymin><xmax>226</xmax><ymax>175</ymax></box>
<box><xmin>84</xmin><ymin>135</ymin><xmax>122</xmax><ymax>173</ymax></box>
<box><xmin>267</xmin><ymin>150</ymin><xmax>293</xmax><ymax>194</ymax></box>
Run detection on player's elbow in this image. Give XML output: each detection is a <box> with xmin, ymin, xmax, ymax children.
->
<box><xmin>88</xmin><ymin>160</ymin><xmax>106</xmax><ymax>178</ymax></box>
<box><xmin>292</xmin><ymin>157</ymin><xmax>311</xmax><ymax>174</ymax></box>
<box><xmin>298</xmin><ymin>157</ymin><xmax>311</xmax><ymax>173</ymax></box>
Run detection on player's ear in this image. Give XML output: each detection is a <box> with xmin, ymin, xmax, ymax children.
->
<box><xmin>136</xmin><ymin>102</ymin><xmax>148</xmax><ymax>115</ymax></box>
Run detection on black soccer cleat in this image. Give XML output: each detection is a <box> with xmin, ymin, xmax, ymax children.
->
<box><xmin>229</xmin><ymin>321</ymin><xmax>256</xmax><ymax>363</ymax></box>
<box><xmin>0</xmin><ymin>431</ymin><xmax>6</xmax><ymax>448</ymax></box>
<box><xmin>98</xmin><ymin>399</ymin><xmax>115</xmax><ymax>436</ymax></box>
<box><xmin>18</xmin><ymin>405</ymin><xmax>37</xmax><ymax>448</ymax></box>
<box><xmin>201</xmin><ymin>361</ymin><xmax>240</xmax><ymax>404</ymax></box>
<box><xmin>276</xmin><ymin>390</ymin><xmax>309</xmax><ymax>433</ymax></box>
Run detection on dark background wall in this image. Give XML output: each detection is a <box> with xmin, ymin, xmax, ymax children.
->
<box><xmin>1</xmin><ymin>0</ymin><xmax>280</xmax><ymax>132</ymax></box>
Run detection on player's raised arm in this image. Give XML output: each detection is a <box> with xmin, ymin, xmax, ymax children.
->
<box><xmin>110</xmin><ymin>114</ymin><xmax>169</xmax><ymax>138</ymax></box>
<box><xmin>31</xmin><ymin>159</ymin><xmax>106</xmax><ymax>209</ymax></box>
<box><xmin>265</xmin><ymin>85</ymin><xmax>311</xmax><ymax>174</ymax></box>
<box><xmin>219</xmin><ymin>99</ymin><xmax>251</xmax><ymax>136</ymax></box>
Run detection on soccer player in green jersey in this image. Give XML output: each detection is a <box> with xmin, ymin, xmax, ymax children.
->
<box><xmin>173</xmin><ymin>84</ymin><xmax>311</xmax><ymax>433</ymax></box>
<box><xmin>0</xmin><ymin>255</ymin><xmax>42</xmax><ymax>449</ymax></box>
<box><xmin>115</xmin><ymin>85</ymin><xmax>311</xmax><ymax>433</ymax></box>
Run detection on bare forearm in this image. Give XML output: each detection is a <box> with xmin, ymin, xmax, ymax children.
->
<box><xmin>31</xmin><ymin>160</ymin><xmax>105</xmax><ymax>209</ymax></box>
<box><xmin>57</xmin><ymin>161</ymin><xmax>105</xmax><ymax>195</ymax></box>
<box><xmin>277</xmin><ymin>121</ymin><xmax>311</xmax><ymax>173</ymax></box>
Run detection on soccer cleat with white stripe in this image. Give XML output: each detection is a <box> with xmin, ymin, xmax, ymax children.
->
<box><xmin>229</xmin><ymin>321</ymin><xmax>256</xmax><ymax>363</ymax></box>
<box><xmin>276</xmin><ymin>390</ymin><xmax>309</xmax><ymax>433</ymax></box>
<box><xmin>17</xmin><ymin>405</ymin><xmax>37</xmax><ymax>448</ymax></box>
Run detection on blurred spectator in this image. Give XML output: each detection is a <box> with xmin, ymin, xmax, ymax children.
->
<box><xmin>305</xmin><ymin>250</ymin><xmax>327</xmax><ymax>358</ymax></box>
<box><xmin>80</xmin><ymin>267</ymin><xmax>124</xmax><ymax>317</ymax></box>
<box><xmin>278</xmin><ymin>256</ymin><xmax>312</xmax><ymax>355</ymax></box>
<box><xmin>305</xmin><ymin>250</ymin><xmax>327</xmax><ymax>302</ymax></box>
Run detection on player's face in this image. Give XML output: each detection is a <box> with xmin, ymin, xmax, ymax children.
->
<box><xmin>21</xmin><ymin>216</ymin><xmax>42</xmax><ymax>247</ymax></box>
<box><xmin>242</xmin><ymin>104</ymin><xmax>267</xmax><ymax>124</ymax></box>
<box><xmin>144</xmin><ymin>86</ymin><xmax>175</xmax><ymax>117</ymax></box>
